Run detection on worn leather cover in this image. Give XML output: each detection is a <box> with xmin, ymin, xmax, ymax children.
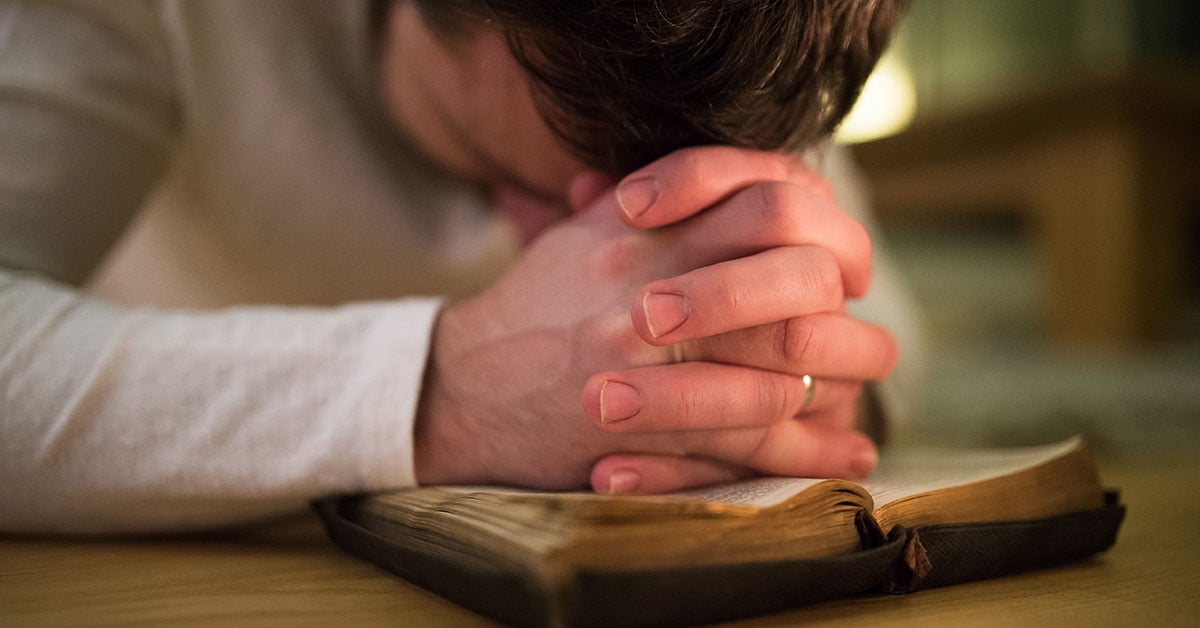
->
<box><xmin>313</xmin><ymin>492</ymin><xmax>1125</xmax><ymax>628</ymax></box>
<box><xmin>884</xmin><ymin>491</ymin><xmax>1126</xmax><ymax>593</ymax></box>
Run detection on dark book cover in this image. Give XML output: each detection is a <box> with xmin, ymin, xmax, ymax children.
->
<box><xmin>313</xmin><ymin>491</ymin><xmax>1124</xmax><ymax>627</ymax></box>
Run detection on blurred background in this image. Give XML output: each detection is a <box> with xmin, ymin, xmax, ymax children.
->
<box><xmin>840</xmin><ymin>0</ymin><xmax>1199</xmax><ymax>453</ymax></box>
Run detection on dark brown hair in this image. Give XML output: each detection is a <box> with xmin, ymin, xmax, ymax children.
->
<box><xmin>407</xmin><ymin>0</ymin><xmax>907</xmax><ymax>175</ymax></box>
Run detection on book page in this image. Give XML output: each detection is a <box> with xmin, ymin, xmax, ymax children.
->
<box><xmin>680</xmin><ymin>477</ymin><xmax>827</xmax><ymax>508</ymax></box>
<box><xmin>860</xmin><ymin>437</ymin><xmax>1083</xmax><ymax>508</ymax></box>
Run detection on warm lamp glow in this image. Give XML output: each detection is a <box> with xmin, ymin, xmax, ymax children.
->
<box><xmin>835</xmin><ymin>53</ymin><xmax>917</xmax><ymax>144</ymax></box>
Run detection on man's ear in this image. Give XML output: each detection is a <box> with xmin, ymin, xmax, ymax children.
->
<box><xmin>568</xmin><ymin>171</ymin><xmax>617</xmax><ymax>214</ymax></box>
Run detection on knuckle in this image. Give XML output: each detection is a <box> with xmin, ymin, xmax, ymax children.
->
<box><xmin>812</xmin><ymin>178</ymin><xmax>837</xmax><ymax>201</ymax></box>
<box><xmin>847</xmin><ymin>220</ymin><xmax>874</xmax><ymax>292</ymax></box>
<box><xmin>661</xmin><ymin>147</ymin><xmax>719</xmax><ymax>195</ymax></box>
<box><xmin>775</xmin><ymin>152</ymin><xmax>805</xmax><ymax>179</ymax></box>
<box><xmin>586</xmin><ymin>232</ymin><xmax>651</xmax><ymax>278</ymax></box>
<box><xmin>780</xmin><ymin>317</ymin><xmax>823</xmax><ymax>368</ymax></box>
<box><xmin>671</xmin><ymin>382</ymin><xmax>700</xmax><ymax>427</ymax></box>
<box><xmin>794</xmin><ymin>166</ymin><xmax>836</xmax><ymax>201</ymax></box>
<box><xmin>686</xmin><ymin>428</ymin><xmax>738</xmax><ymax>459</ymax></box>
<box><xmin>783</xmin><ymin>159</ymin><xmax>834</xmax><ymax>197</ymax></box>
<box><xmin>748</xmin><ymin>183</ymin><xmax>804</xmax><ymax>236</ymax></box>
<box><xmin>876</xmin><ymin>327</ymin><xmax>901</xmax><ymax>379</ymax></box>
<box><xmin>744</xmin><ymin>429</ymin><xmax>773</xmax><ymax>468</ymax></box>
<box><xmin>712</xmin><ymin>276</ymin><xmax>751</xmax><ymax>321</ymax></box>
<box><xmin>798</xmin><ymin>247</ymin><xmax>843</xmax><ymax>306</ymax></box>
<box><xmin>749</xmin><ymin>181</ymin><xmax>834</xmax><ymax>245</ymax></box>
<box><xmin>849</xmin><ymin>219</ymin><xmax>872</xmax><ymax>260</ymax></box>
<box><xmin>743</xmin><ymin>423</ymin><xmax>786</xmax><ymax>470</ymax></box>
<box><xmin>674</xmin><ymin>148</ymin><xmax>707</xmax><ymax>182</ymax></box>
<box><xmin>579</xmin><ymin>311</ymin><xmax>656</xmax><ymax>367</ymax></box>
<box><xmin>757</xmin><ymin>374</ymin><xmax>797</xmax><ymax>422</ymax></box>
<box><xmin>780</xmin><ymin>153</ymin><xmax>811</xmax><ymax>177</ymax></box>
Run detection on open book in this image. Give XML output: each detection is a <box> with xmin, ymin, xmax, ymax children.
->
<box><xmin>315</xmin><ymin>437</ymin><xmax>1125</xmax><ymax>628</ymax></box>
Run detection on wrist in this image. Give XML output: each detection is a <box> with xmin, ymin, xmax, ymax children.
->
<box><xmin>412</xmin><ymin>305</ymin><xmax>473</xmax><ymax>486</ymax></box>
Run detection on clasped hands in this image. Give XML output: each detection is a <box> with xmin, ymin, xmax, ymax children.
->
<box><xmin>414</xmin><ymin>146</ymin><xmax>898</xmax><ymax>494</ymax></box>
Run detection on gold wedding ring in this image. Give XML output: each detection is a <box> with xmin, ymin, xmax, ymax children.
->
<box><xmin>800</xmin><ymin>374</ymin><xmax>816</xmax><ymax>411</ymax></box>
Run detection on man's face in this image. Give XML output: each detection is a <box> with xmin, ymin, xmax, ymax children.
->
<box><xmin>378</xmin><ymin>2</ymin><xmax>588</xmax><ymax>206</ymax></box>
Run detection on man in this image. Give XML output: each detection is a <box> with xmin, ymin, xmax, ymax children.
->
<box><xmin>0</xmin><ymin>0</ymin><xmax>915</xmax><ymax>532</ymax></box>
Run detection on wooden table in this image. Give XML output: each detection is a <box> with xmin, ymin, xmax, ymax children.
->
<box><xmin>3</xmin><ymin>450</ymin><xmax>1197</xmax><ymax>627</ymax></box>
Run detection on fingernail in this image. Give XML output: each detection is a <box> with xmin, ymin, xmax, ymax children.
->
<box><xmin>643</xmin><ymin>292</ymin><xmax>689</xmax><ymax>338</ymax></box>
<box><xmin>616</xmin><ymin>176</ymin><xmax>660</xmax><ymax>220</ymax></box>
<box><xmin>607</xmin><ymin>469</ymin><xmax>640</xmax><ymax>494</ymax></box>
<box><xmin>600</xmin><ymin>380</ymin><xmax>641</xmax><ymax>423</ymax></box>
<box><xmin>850</xmin><ymin>446</ymin><xmax>878</xmax><ymax>478</ymax></box>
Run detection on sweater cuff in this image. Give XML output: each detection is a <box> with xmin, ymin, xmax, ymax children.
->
<box><xmin>347</xmin><ymin>298</ymin><xmax>443</xmax><ymax>492</ymax></box>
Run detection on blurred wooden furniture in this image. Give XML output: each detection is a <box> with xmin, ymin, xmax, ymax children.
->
<box><xmin>853</xmin><ymin>70</ymin><xmax>1200</xmax><ymax>346</ymax></box>
<box><xmin>2</xmin><ymin>449</ymin><xmax>1197</xmax><ymax>627</ymax></box>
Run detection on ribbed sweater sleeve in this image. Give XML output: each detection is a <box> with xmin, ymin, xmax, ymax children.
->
<box><xmin>0</xmin><ymin>272</ymin><xmax>438</xmax><ymax>533</ymax></box>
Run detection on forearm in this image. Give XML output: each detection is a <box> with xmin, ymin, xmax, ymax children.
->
<box><xmin>0</xmin><ymin>271</ymin><xmax>439</xmax><ymax>533</ymax></box>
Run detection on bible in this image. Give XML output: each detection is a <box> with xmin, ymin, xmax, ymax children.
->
<box><xmin>315</xmin><ymin>437</ymin><xmax>1124</xmax><ymax>628</ymax></box>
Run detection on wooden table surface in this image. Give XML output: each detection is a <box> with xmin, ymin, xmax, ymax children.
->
<box><xmin>3</xmin><ymin>449</ymin><xmax>1198</xmax><ymax>627</ymax></box>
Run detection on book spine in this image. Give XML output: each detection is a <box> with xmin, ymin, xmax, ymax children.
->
<box><xmin>882</xmin><ymin>499</ymin><xmax>1126</xmax><ymax>594</ymax></box>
